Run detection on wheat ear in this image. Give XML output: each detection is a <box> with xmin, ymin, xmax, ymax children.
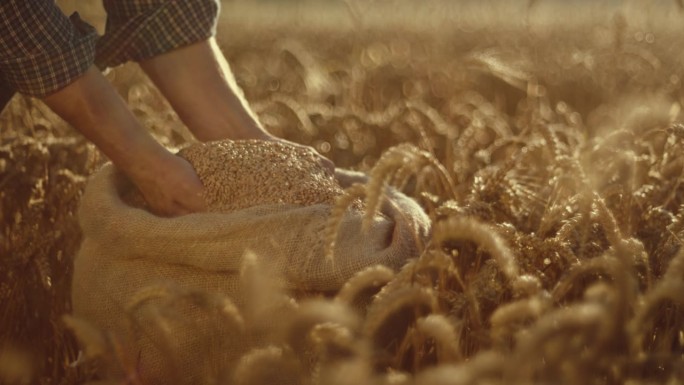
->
<box><xmin>335</xmin><ymin>265</ymin><xmax>395</xmax><ymax>308</ymax></box>
<box><xmin>324</xmin><ymin>183</ymin><xmax>366</xmax><ymax>264</ymax></box>
<box><xmin>364</xmin><ymin>286</ymin><xmax>438</xmax><ymax>344</ymax></box>
<box><xmin>364</xmin><ymin>144</ymin><xmax>456</xmax><ymax>232</ymax></box>
<box><xmin>489</xmin><ymin>296</ymin><xmax>549</xmax><ymax>346</ymax></box>
<box><xmin>628</xmin><ymin>279</ymin><xmax>684</xmax><ymax>355</ymax></box>
<box><xmin>416</xmin><ymin>314</ymin><xmax>463</xmax><ymax>362</ymax></box>
<box><xmin>432</xmin><ymin>216</ymin><xmax>521</xmax><ymax>291</ymax></box>
<box><xmin>233</xmin><ymin>346</ymin><xmax>303</xmax><ymax>385</ymax></box>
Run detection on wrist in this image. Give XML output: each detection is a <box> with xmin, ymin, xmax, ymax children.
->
<box><xmin>41</xmin><ymin>66</ymin><xmax>176</xmax><ymax>181</ymax></box>
<box><xmin>115</xmin><ymin>140</ymin><xmax>174</xmax><ymax>183</ymax></box>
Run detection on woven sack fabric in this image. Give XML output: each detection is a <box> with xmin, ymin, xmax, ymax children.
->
<box><xmin>72</xmin><ymin>143</ymin><xmax>429</xmax><ymax>384</ymax></box>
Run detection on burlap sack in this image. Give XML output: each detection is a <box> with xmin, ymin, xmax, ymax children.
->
<box><xmin>71</xmin><ymin>161</ymin><xmax>429</xmax><ymax>384</ymax></box>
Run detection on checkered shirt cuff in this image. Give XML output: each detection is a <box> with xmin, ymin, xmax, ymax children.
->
<box><xmin>0</xmin><ymin>2</ymin><xmax>98</xmax><ymax>97</ymax></box>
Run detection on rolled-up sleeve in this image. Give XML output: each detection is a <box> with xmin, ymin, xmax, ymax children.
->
<box><xmin>96</xmin><ymin>0</ymin><xmax>220</xmax><ymax>68</ymax></box>
<box><xmin>0</xmin><ymin>1</ymin><xmax>98</xmax><ymax>97</ymax></box>
<box><xmin>0</xmin><ymin>0</ymin><xmax>219</xmax><ymax>104</ymax></box>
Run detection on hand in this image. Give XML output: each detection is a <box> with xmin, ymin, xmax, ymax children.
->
<box><xmin>138</xmin><ymin>39</ymin><xmax>336</xmax><ymax>174</ymax></box>
<box><xmin>266</xmin><ymin>136</ymin><xmax>336</xmax><ymax>174</ymax></box>
<box><xmin>126</xmin><ymin>153</ymin><xmax>207</xmax><ymax>217</ymax></box>
<box><xmin>41</xmin><ymin>65</ymin><xmax>206</xmax><ymax>217</ymax></box>
<box><xmin>314</xmin><ymin>151</ymin><xmax>336</xmax><ymax>175</ymax></box>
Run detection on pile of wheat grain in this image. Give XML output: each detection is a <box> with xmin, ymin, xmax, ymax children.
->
<box><xmin>123</xmin><ymin>139</ymin><xmax>345</xmax><ymax>212</ymax></box>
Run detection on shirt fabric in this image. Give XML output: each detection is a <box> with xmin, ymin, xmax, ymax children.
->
<box><xmin>0</xmin><ymin>0</ymin><xmax>219</xmax><ymax>111</ymax></box>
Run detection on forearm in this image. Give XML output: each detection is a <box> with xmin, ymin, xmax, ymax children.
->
<box><xmin>42</xmin><ymin>65</ymin><xmax>206</xmax><ymax>216</ymax></box>
<box><xmin>139</xmin><ymin>38</ymin><xmax>273</xmax><ymax>142</ymax></box>
<box><xmin>42</xmin><ymin>66</ymin><xmax>167</xmax><ymax>174</ymax></box>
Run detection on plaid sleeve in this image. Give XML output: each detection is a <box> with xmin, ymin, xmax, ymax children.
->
<box><xmin>0</xmin><ymin>1</ymin><xmax>98</xmax><ymax>98</ymax></box>
<box><xmin>95</xmin><ymin>0</ymin><xmax>220</xmax><ymax>68</ymax></box>
<box><xmin>0</xmin><ymin>0</ymin><xmax>219</xmax><ymax>104</ymax></box>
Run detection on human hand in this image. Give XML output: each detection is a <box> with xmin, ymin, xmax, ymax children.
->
<box><xmin>265</xmin><ymin>136</ymin><xmax>336</xmax><ymax>174</ymax></box>
<box><xmin>126</xmin><ymin>152</ymin><xmax>207</xmax><ymax>217</ymax></box>
<box><xmin>138</xmin><ymin>40</ymin><xmax>336</xmax><ymax>174</ymax></box>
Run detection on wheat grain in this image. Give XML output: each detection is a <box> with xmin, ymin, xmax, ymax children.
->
<box><xmin>123</xmin><ymin>139</ymin><xmax>343</xmax><ymax>213</ymax></box>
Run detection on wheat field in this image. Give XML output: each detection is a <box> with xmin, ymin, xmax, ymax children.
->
<box><xmin>1</xmin><ymin>1</ymin><xmax>684</xmax><ymax>384</ymax></box>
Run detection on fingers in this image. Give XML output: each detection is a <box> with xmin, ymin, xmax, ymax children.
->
<box><xmin>128</xmin><ymin>139</ymin><xmax>331</xmax><ymax>217</ymax></box>
<box><xmin>151</xmin><ymin>202</ymin><xmax>188</xmax><ymax>218</ymax></box>
<box><xmin>161</xmin><ymin>180</ymin><xmax>207</xmax><ymax>217</ymax></box>
<box><xmin>317</xmin><ymin>154</ymin><xmax>336</xmax><ymax>174</ymax></box>
<box><xmin>177</xmin><ymin>189</ymin><xmax>207</xmax><ymax>214</ymax></box>
<box><xmin>146</xmin><ymin>197</ymin><xmax>192</xmax><ymax>217</ymax></box>
<box><xmin>124</xmin><ymin>153</ymin><xmax>207</xmax><ymax>217</ymax></box>
<box><xmin>260</xmin><ymin>136</ymin><xmax>336</xmax><ymax>173</ymax></box>
<box><xmin>167</xmin><ymin>200</ymin><xmax>197</xmax><ymax>217</ymax></box>
<box><xmin>147</xmin><ymin>192</ymin><xmax>206</xmax><ymax>217</ymax></box>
